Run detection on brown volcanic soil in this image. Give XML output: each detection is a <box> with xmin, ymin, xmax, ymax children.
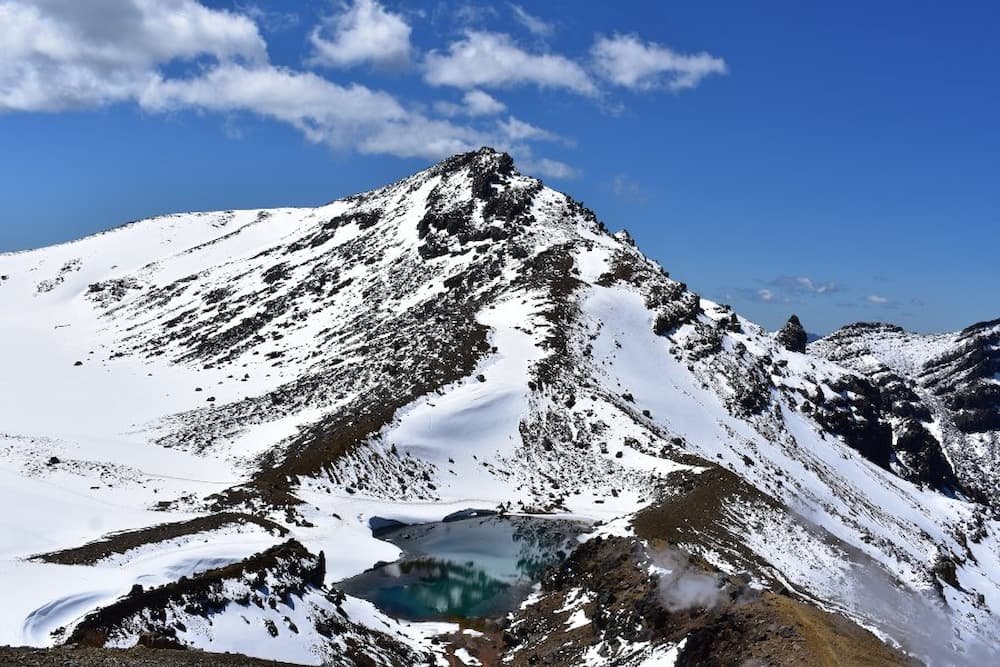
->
<box><xmin>497</xmin><ymin>533</ymin><xmax>915</xmax><ymax>667</ymax></box>
<box><xmin>677</xmin><ymin>591</ymin><xmax>917</xmax><ymax>667</ymax></box>
<box><xmin>0</xmin><ymin>646</ymin><xmax>302</xmax><ymax>666</ymax></box>
<box><xmin>33</xmin><ymin>513</ymin><xmax>288</xmax><ymax>566</ymax></box>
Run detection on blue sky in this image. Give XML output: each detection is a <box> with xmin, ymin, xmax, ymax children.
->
<box><xmin>1</xmin><ymin>1</ymin><xmax>997</xmax><ymax>334</ymax></box>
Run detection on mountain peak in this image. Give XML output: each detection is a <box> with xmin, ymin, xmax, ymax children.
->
<box><xmin>430</xmin><ymin>145</ymin><xmax>516</xmax><ymax>179</ymax></box>
<box><xmin>2</xmin><ymin>152</ymin><xmax>999</xmax><ymax>666</ymax></box>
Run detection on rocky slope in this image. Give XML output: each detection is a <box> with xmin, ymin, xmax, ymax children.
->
<box><xmin>0</xmin><ymin>148</ymin><xmax>997</xmax><ymax>665</ymax></box>
<box><xmin>812</xmin><ymin>320</ymin><xmax>1000</xmax><ymax>507</ymax></box>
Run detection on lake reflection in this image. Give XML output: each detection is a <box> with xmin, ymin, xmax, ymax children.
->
<box><xmin>337</xmin><ymin>515</ymin><xmax>583</xmax><ymax>621</ymax></box>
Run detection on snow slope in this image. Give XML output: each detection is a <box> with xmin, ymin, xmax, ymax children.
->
<box><xmin>1</xmin><ymin>148</ymin><xmax>997</xmax><ymax>665</ymax></box>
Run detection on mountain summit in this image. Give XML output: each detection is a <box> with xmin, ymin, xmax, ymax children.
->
<box><xmin>0</xmin><ymin>149</ymin><xmax>997</xmax><ymax>665</ymax></box>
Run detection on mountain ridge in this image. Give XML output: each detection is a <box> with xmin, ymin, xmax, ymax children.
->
<box><xmin>1</xmin><ymin>148</ymin><xmax>998</xmax><ymax>666</ymax></box>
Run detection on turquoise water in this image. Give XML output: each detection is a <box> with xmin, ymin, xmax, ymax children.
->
<box><xmin>337</xmin><ymin>514</ymin><xmax>583</xmax><ymax>621</ymax></box>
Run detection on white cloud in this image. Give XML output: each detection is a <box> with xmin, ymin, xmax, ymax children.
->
<box><xmin>450</xmin><ymin>3</ymin><xmax>499</xmax><ymax>28</ymax></box>
<box><xmin>358</xmin><ymin>115</ymin><xmax>488</xmax><ymax>160</ymax></box>
<box><xmin>0</xmin><ymin>1</ymin><xmax>579</xmax><ymax>175</ymax></box>
<box><xmin>236</xmin><ymin>2</ymin><xmax>299</xmax><ymax>33</ymax></box>
<box><xmin>138</xmin><ymin>62</ymin><xmax>570</xmax><ymax>171</ymax></box>
<box><xmin>522</xmin><ymin>157</ymin><xmax>576</xmax><ymax>180</ymax></box>
<box><xmin>728</xmin><ymin>287</ymin><xmax>793</xmax><ymax>304</ymax></box>
<box><xmin>308</xmin><ymin>0</ymin><xmax>411</xmax><ymax>69</ymax></box>
<box><xmin>139</xmin><ymin>63</ymin><xmax>407</xmax><ymax>148</ymax></box>
<box><xmin>0</xmin><ymin>0</ymin><xmax>735</xmax><ymax>185</ymax></box>
<box><xmin>733</xmin><ymin>275</ymin><xmax>842</xmax><ymax>305</ymax></box>
<box><xmin>424</xmin><ymin>30</ymin><xmax>724</xmax><ymax>99</ymax></box>
<box><xmin>463</xmin><ymin>89</ymin><xmax>506</xmax><ymax>115</ymax></box>
<box><xmin>611</xmin><ymin>174</ymin><xmax>645</xmax><ymax>203</ymax></box>
<box><xmin>757</xmin><ymin>288</ymin><xmax>777</xmax><ymax>302</ymax></box>
<box><xmin>358</xmin><ymin>115</ymin><xmax>574</xmax><ymax>176</ymax></box>
<box><xmin>498</xmin><ymin>116</ymin><xmax>559</xmax><ymax>143</ymax></box>
<box><xmin>0</xmin><ymin>0</ymin><xmax>266</xmax><ymax>111</ymax></box>
<box><xmin>864</xmin><ymin>294</ymin><xmax>898</xmax><ymax>309</ymax></box>
<box><xmin>424</xmin><ymin>31</ymin><xmax>597</xmax><ymax>95</ymax></box>
<box><xmin>592</xmin><ymin>33</ymin><xmax>726</xmax><ymax>91</ymax></box>
<box><xmin>770</xmin><ymin>275</ymin><xmax>842</xmax><ymax>296</ymax></box>
<box><xmin>510</xmin><ymin>4</ymin><xmax>553</xmax><ymax>37</ymax></box>
<box><xmin>435</xmin><ymin>89</ymin><xmax>506</xmax><ymax>117</ymax></box>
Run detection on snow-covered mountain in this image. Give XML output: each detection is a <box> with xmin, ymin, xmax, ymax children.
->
<box><xmin>813</xmin><ymin>320</ymin><xmax>1000</xmax><ymax>506</ymax></box>
<box><xmin>1</xmin><ymin>148</ymin><xmax>997</xmax><ymax>666</ymax></box>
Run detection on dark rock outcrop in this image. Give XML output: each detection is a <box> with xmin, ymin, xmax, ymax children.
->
<box><xmin>810</xmin><ymin>375</ymin><xmax>893</xmax><ymax>470</ymax></box>
<box><xmin>812</xmin><ymin>319</ymin><xmax>997</xmax><ymax>506</ymax></box>
<box><xmin>922</xmin><ymin>319</ymin><xmax>1000</xmax><ymax>434</ymax></box>
<box><xmin>894</xmin><ymin>419</ymin><xmax>962</xmax><ymax>492</ymax></box>
<box><xmin>775</xmin><ymin>315</ymin><xmax>807</xmax><ymax>353</ymax></box>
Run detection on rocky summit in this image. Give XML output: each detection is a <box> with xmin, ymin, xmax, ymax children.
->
<box><xmin>0</xmin><ymin>148</ymin><xmax>998</xmax><ymax>666</ymax></box>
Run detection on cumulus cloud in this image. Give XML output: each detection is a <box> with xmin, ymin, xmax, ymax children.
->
<box><xmin>498</xmin><ymin>116</ymin><xmax>561</xmax><ymax>143</ymax></box>
<box><xmin>139</xmin><ymin>63</ymin><xmax>407</xmax><ymax>148</ymax></box>
<box><xmin>139</xmin><ymin>63</ymin><xmax>567</xmax><ymax>168</ymax></box>
<box><xmin>0</xmin><ymin>1</ymin><xmax>727</xmax><ymax>180</ymax></box>
<box><xmin>463</xmin><ymin>89</ymin><xmax>506</xmax><ymax>115</ymax></box>
<box><xmin>356</xmin><ymin>117</ymin><xmax>571</xmax><ymax>177</ymax></box>
<box><xmin>424</xmin><ymin>27</ymin><xmax>725</xmax><ymax>99</ymax></box>
<box><xmin>0</xmin><ymin>0</ymin><xmax>575</xmax><ymax>169</ymax></box>
<box><xmin>308</xmin><ymin>0</ymin><xmax>412</xmax><ymax>69</ymax></box>
<box><xmin>357</xmin><ymin>115</ymin><xmax>488</xmax><ymax>160</ymax></box>
<box><xmin>357</xmin><ymin>115</ymin><xmax>575</xmax><ymax>178</ymax></box>
<box><xmin>424</xmin><ymin>31</ymin><xmax>598</xmax><ymax>95</ymax></box>
<box><xmin>769</xmin><ymin>275</ymin><xmax>843</xmax><ymax>296</ymax></box>
<box><xmin>510</xmin><ymin>4</ymin><xmax>553</xmax><ymax>37</ymax></box>
<box><xmin>0</xmin><ymin>0</ymin><xmax>266</xmax><ymax>111</ymax></box>
<box><xmin>520</xmin><ymin>156</ymin><xmax>577</xmax><ymax>180</ymax></box>
<box><xmin>435</xmin><ymin>89</ymin><xmax>506</xmax><ymax>117</ymax></box>
<box><xmin>592</xmin><ymin>33</ymin><xmax>727</xmax><ymax>91</ymax></box>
